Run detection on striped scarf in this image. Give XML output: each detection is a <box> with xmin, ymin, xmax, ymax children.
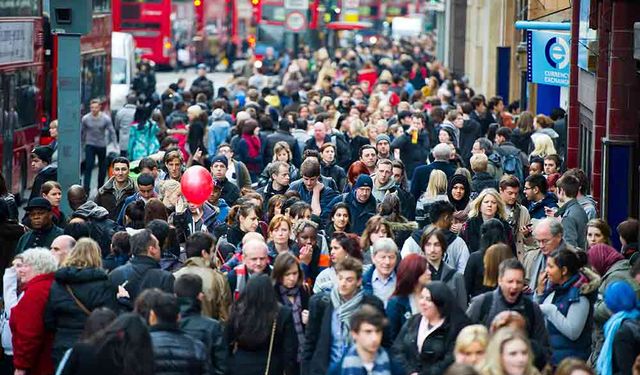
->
<box><xmin>279</xmin><ymin>285</ymin><xmax>305</xmax><ymax>361</ymax></box>
<box><xmin>340</xmin><ymin>345</ymin><xmax>391</xmax><ymax>375</ymax></box>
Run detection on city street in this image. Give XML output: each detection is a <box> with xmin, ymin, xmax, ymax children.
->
<box><xmin>155</xmin><ymin>68</ymin><xmax>234</xmax><ymax>95</ymax></box>
<box><xmin>2</xmin><ymin>2</ymin><xmax>640</xmax><ymax>374</ymax></box>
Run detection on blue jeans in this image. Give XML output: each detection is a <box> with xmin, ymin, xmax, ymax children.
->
<box><xmin>83</xmin><ymin>145</ymin><xmax>107</xmax><ymax>192</ymax></box>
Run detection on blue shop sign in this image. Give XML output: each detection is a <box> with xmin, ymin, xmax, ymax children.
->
<box><xmin>527</xmin><ymin>30</ymin><xmax>570</xmax><ymax>87</ymax></box>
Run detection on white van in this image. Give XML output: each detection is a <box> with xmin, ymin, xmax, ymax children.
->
<box><xmin>110</xmin><ymin>32</ymin><xmax>137</xmax><ymax>112</ymax></box>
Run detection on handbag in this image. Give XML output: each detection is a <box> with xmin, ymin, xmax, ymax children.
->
<box><xmin>65</xmin><ymin>285</ymin><xmax>92</xmax><ymax>316</ymax></box>
<box><xmin>264</xmin><ymin>318</ymin><xmax>277</xmax><ymax>375</ymax></box>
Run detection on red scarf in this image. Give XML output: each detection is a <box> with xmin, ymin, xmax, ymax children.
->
<box><xmin>52</xmin><ymin>206</ymin><xmax>61</xmax><ymax>220</ymax></box>
<box><xmin>242</xmin><ymin>134</ymin><xmax>261</xmax><ymax>158</ymax></box>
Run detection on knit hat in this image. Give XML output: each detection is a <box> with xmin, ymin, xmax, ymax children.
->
<box><xmin>375</xmin><ymin>134</ymin><xmax>391</xmax><ymax>145</ymax></box>
<box><xmin>31</xmin><ymin>146</ymin><xmax>53</xmax><ymax>164</ymax></box>
<box><xmin>604</xmin><ymin>280</ymin><xmax>638</xmax><ymax>313</ymax></box>
<box><xmin>211</xmin><ymin>155</ymin><xmax>228</xmax><ymax>168</ymax></box>
<box><xmin>353</xmin><ymin>174</ymin><xmax>373</xmax><ymax>190</ymax></box>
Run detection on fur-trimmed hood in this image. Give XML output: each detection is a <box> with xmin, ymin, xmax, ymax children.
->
<box><xmin>387</xmin><ymin>220</ymin><xmax>418</xmax><ymax>233</ymax></box>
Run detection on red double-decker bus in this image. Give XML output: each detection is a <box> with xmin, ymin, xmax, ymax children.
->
<box><xmin>0</xmin><ymin>0</ymin><xmax>111</xmax><ymax>198</ymax></box>
<box><xmin>113</xmin><ymin>0</ymin><xmax>175</xmax><ymax>67</ymax></box>
<box><xmin>113</xmin><ymin>0</ymin><xmax>198</xmax><ymax>68</ymax></box>
<box><xmin>0</xmin><ymin>1</ymin><xmax>46</xmax><ymax>196</ymax></box>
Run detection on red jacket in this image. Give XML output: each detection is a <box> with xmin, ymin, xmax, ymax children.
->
<box><xmin>10</xmin><ymin>273</ymin><xmax>55</xmax><ymax>375</ymax></box>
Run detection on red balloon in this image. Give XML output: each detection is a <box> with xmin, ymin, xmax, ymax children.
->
<box><xmin>180</xmin><ymin>166</ymin><xmax>214</xmax><ymax>205</ymax></box>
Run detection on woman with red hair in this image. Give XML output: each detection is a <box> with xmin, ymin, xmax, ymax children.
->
<box><xmin>345</xmin><ymin>161</ymin><xmax>370</xmax><ymax>192</ymax></box>
<box><xmin>385</xmin><ymin>254</ymin><xmax>431</xmax><ymax>340</ymax></box>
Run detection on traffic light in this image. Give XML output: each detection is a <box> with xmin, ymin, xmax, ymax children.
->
<box><xmin>194</xmin><ymin>0</ymin><xmax>202</xmax><ymax>6</ymax></box>
<box><xmin>251</xmin><ymin>0</ymin><xmax>261</xmax><ymax>23</ymax></box>
<box><xmin>48</xmin><ymin>0</ymin><xmax>92</xmax><ymax>34</ymax></box>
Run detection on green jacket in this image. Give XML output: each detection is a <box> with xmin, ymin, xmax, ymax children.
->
<box><xmin>14</xmin><ymin>224</ymin><xmax>64</xmax><ymax>254</ymax></box>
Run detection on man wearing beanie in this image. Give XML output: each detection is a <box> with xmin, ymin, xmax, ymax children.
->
<box><xmin>29</xmin><ymin>146</ymin><xmax>57</xmax><ymax>202</ymax></box>
<box><xmin>375</xmin><ymin>134</ymin><xmax>393</xmax><ymax>160</ymax></box>
<box><xmin>328</xmin><ymin>174</ymin><xmax>377</xmax><ymax>235</ymax></box>
<box><xmin>210</xmin><ymin>155</ymin><xmax>239</xmax><ymax>206</ymax></box>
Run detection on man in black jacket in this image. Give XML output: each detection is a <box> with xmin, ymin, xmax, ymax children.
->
<box><xmin>137</xmin><ymin>289</ymin><xmax>210</xmax><ymax>375</ymax></box>
<box><xmin>257</xmin><ymin>161</ymin><xmax>290</xmax><ymax>211</ymax></box>
<box><xmin>302</xmin><ymin>257</ymin><xmax>387</xmax><ymax>375</ymax></box>
<box><xmin>191</xmin><ymin>63</ymin><xmax>214</xmax><ymax>100</ymax></box>
<box><xmin>109</xmin><ymin>229</ymin><xmax>175</xmax><ymax>305</ymax></box>
<box><xmin>410</xmin><ymin>143</ymin><xmax>457</xmax><ymax>199</ymax></box>
<box><xmin>174</xmin><ymin>274</ymin><xmax>226</xmax><ymax>375</ymax></box>
<box><xmin>470</xmin><ymin>153</ymin><xmax>498</xmax><ymax>195</ymax></box>
<box><xmin>264</xmin><ymin>119</ymin><xmax>301</xmax><ymax>166</ymax></box>
<box><xmin>210</xmin><ymin>155</ymin><xmax>240</xmax><ymax>206</ymax></box>
<box><xmin>29</xmin><ymin>146</ymin><xmax>57</xmax><ymax>202</ymax></box>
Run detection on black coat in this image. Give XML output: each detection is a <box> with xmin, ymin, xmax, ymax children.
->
<box><xmin>459</xmin><ymin>119</ymin><xmax>482</xmax><ymax>166</ymax></box>
<box><xmin>44</xmin><ymin>267</ymin><xmax>119</xmax><ymax>363</ymax></box>
<box><xmin>392</xmin><ymin>312</ymin><xmax>469</xmax><ymax>375</ymax></box>
<box><xmin>464</xmin><ymin>250</ymin><xmax>493</xmax><ymax>299</ymax></box>
<box><xmin>264</xmin><ymin>130</ymin><xmax>302</xmax><ymax>166</ymax></box>
<box><xmin>108</xmin><ymin>255</ymin><xmax>175</xmax><ymax>305</ymax></box>
<box><xmin>302</xmin><ymin>292</ymin><xmax>387</xmax><ymax>375</ymax></box>
<box><xmin>29</xmin><ymin>165</ymin><xmax>57</xmax><ymax>202</ymax></box>
<box><xmin>179</xmin><ymin>300</ymin><xmax>227</xmax><ymax>375</ymax></box>
<box><xmin>613</xmin><ymin>318</ymin><xmax>640</xmax><ymax>375</ymax></box>
<box><xmin>470</xmin><ymin>172</ymin><xmax>499</xmax><ymax>194</ymax></box>
<box><xmin>410</xmin><ymin>160</ymin><xmax>457</xmax><ymax>201</ymax></box>
<box><xmin>0</xmin><ymin>220</ymin><xmax>25</xmax><ymax>289</ymax></box>
<box><xmin>150</xmin><ymin>322</ymin><xmax>211</xmax><ymax>375</ymax></box>
<box><xmin>321</xmin><ymin>162</ymin><xmax>347</xmax><ymax>193</ymax></box>
<box><xmin>225</xmin><ymin>305</ymin><xmax>299</xmax><ymax>375</ymax></box>
<box><xmin>391</xmin><ymin>130</ymin><xmax>430</xmax><ymax>179</ymax></box>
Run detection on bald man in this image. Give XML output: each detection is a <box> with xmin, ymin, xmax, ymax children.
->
<box><xmin>227</xmin><ymin>239</ymin><xmax>270</xmax><ymax>299</ymax></box>
<box><xmin>67</xmin><ymin>185</ymin><xmax>88</xmax><ymax>211</ymax></box>
<box><xmin>50</xmin><ymin>235</ymin><xmax>76</xmax><ymax>264</ymax></box>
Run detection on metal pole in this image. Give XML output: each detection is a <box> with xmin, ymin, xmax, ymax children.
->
<box><xmin>56</xmin><ymin>34</ymin><xmax>82</xmax><ymax>214</ymax></box>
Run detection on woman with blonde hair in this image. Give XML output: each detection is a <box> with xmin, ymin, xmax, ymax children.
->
<box><xmin>44</xmin><ymin>238</ymin><xmax>118</xmax><ymax>364</ymax></box>
<box><xmin>416</xmin><ymin>170</ymin><xmax>449</xmax><ymax>227</ymax></box>
<box><xmin>529</xmin><ymin>133</ymin><xmax>556</xmax><ymax>161</ymax></box>
<box><xmin>460</xmin><ymin>189</ymin><xmax>512</xmax><ymax>254</ymax></box>
<box><xmin>481</xmin><ymin>327</ymin><xmax>540</xmax><ymax>375</ymax></box>
<box><xmin>586</xmin><ymin>218</ymin><xmax>612</xmax><ymax>249</ymax></box>
<box><xmin>455</xmin><ymin>324</ymin><xmax>489</xmax><ymax>368</ymax></box>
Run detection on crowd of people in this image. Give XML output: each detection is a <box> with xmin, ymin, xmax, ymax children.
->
<box><xmin>1</xmin><ymin>35</ymin><xmax>640</xmax><ymax>375</ymax></box>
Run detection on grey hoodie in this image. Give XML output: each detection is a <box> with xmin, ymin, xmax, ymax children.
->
<box><xmin>73</xmin><ymin>200</ymin><xmax>110</xmax><ymax>220</ymax></box>
<box><xmin>577</xmin><ymin>195</ymin><xmax>597</xmax><ymax>220</ymax></box>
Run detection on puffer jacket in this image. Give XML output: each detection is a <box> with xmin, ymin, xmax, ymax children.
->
<box><xmin>150</xmin><ymin>322</ymin><xmax>210</xmax><ymax>375</ymax></box>
<box><xmin>537</xmin><ymin>268</ymin><xmax>600</xmax><ymax>365</ymax></box>
<box><xmin>329</xmin><ymin>191</ymin><xmax>377</xmax><ymax>235</ymax></box>
<box><xmin>178</xmin><ymin>299</ymin><xmax>226</xmax><ymax>375</ymax></box>
<box><xmin>44</xmin><ymin>267</ymin><xmax>119</xmax><ymax>363</ymax></box>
